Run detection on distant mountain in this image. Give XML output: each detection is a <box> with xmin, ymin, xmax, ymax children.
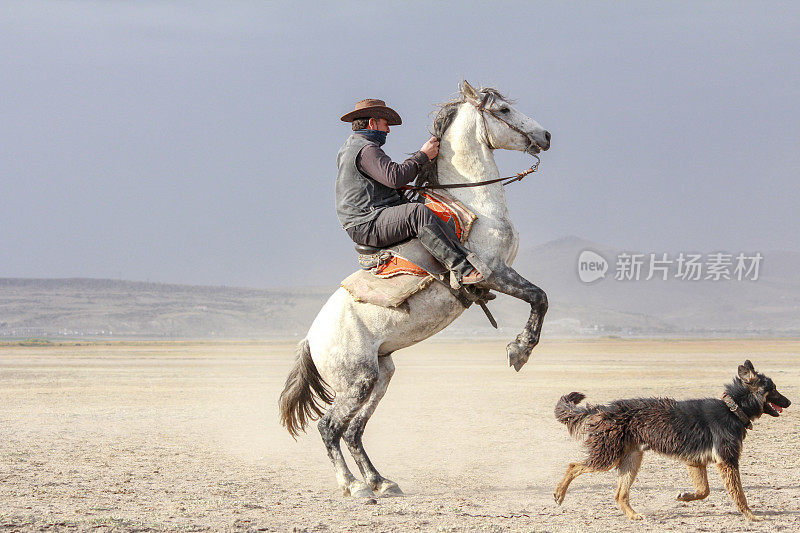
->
<box><xmin>1</xmin><ymin>236</ymin><xmax>798</xmax><ymax>339</ymax></box>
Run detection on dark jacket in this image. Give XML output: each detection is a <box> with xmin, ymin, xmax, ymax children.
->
<box><xmin>335</xmin><ymin>133</ymin><xmax>429</xmax><ymax>229</ymax></box>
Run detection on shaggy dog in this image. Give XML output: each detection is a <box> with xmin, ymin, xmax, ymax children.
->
<box><xmin>553</xmin><ymin>360</ymin><xmax>790</xmax><ymax>521</ymax></box>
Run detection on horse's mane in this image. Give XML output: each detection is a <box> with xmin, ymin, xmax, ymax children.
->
<box><xmin>415</xmin><ymin>88</ymin><xmax>510</xmax><ymax>187</ymax></box>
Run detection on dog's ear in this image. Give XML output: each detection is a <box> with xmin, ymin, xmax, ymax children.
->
<box><xmin>743</xmin><ymin>359</ymin><xmax>755</xmax><ymax>371</ymax></box>
<box><xmin>738</xmin><ymin>363</ymin><xmax>758</xmax><ymax>384</ymax></box>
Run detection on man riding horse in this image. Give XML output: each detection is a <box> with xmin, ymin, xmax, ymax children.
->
<box><xmin>282</xmin><ymin>82</ymin><xmax>550</xmax><ymax>499</ymax></box>
<box><xmin>337</xmin><ymin>98</ymin><xmax>484</xmax><ymax>286</ymax></box>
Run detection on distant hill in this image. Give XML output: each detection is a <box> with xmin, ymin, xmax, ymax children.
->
<box><xmin>2</xmin><ymin>236</ymin><xmax>798</xmax><ymax>338</ymax></box>
<box><xmin>0</xmin><ymin>278</ymin><xmax>330</xmax><ymax>338</ymax></box>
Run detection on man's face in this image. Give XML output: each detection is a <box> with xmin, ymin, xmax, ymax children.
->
<box><xmin>368</xmin><ymin>117</ymin><xmax>390</xmax><ymax>133</ymax></box>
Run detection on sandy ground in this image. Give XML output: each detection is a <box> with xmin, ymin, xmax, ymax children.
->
<box><xmin>0</xmin><ymin>338</ymin><xmax>798</xmax><ymax>532</ymax></box>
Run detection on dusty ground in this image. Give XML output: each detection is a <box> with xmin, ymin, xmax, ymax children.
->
<box><xmin>0</xmin><ymin>338</ymin><xmax>798</xmax><ymax>532</ymax></box>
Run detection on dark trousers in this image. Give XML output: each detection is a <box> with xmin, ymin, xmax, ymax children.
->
<box><xmin>346</xmin><ymin>203</ymin><xmax>472</xmax><ymax>276</ymax></box>
<box><xmin>345</xmin><ymin>203</ymin><xmax>452</xmax><ymax>247</ymax></box>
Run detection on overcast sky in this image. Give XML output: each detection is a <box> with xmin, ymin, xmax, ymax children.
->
<box><xmin>1</xmin><ymin>1</ymin><xmax>798</xmax><ymax>287</ymax></box>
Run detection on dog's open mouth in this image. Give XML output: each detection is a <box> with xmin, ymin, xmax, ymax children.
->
<box><xmin>765</xmin><ymin>401</ymin><xmax>783</xmax><ymax>416</ymax></box>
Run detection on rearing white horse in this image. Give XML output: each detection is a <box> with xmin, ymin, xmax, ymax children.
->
<box><xmin>280</xmin><ymin>81</ymin><xmax>550</xmax><ymax>498</ymax></box>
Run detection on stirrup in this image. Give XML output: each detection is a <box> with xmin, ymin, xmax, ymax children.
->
<box><xmin>357</xmin><ymin>247</ymin><xmax>393</xmax><ymax>270</ymax></box>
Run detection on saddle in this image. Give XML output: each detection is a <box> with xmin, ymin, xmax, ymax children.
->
<box><xmin>341</xmin><ymin>191</ymin><xmax>497</xmax><ymax>326</ymax></box>
<box><xmin>354</xmin><ymin>189</ymin><xmax>475</xmax><ymax>278</ymax></box>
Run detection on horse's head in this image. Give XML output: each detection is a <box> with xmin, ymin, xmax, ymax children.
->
<box><xmin>459</xmin><ymin>80</ymin><xmax>550</xmax><ymax>155</ymax></box>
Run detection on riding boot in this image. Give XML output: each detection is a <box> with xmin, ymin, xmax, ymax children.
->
<box><xmin>418</xmin><ymin>223</ymin><xmax>474</xmax><ymax>283</ymax></box>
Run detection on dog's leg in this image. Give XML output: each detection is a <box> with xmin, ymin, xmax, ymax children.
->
<box><xmin>615</xmin><ymin>451</ymin><xmax>644</xmax><ymax>520</ymax></box>
<box><xmin>716</xmin><ymin>461</ymin><xmax>761</xmax><ymax>521</ymax></box>
<box><xmin>554</xmin><ymin>461</ymin><xmax>600</xmax><ymax>505</ymax></box>
<box><xmin>677</xmin><ymin>463</ymin><xmax>710</xmax><ymax>502</ymax></box>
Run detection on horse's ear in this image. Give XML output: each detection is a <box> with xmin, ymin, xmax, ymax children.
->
<box><xmin>460</xmin><ymin>80</ymin><xmax>480</xmax><ymax>103</ymax></box>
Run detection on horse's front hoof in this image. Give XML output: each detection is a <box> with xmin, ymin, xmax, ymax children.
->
<box><xmin>507</xmin><ymin>341</ymin><xmax>529</xmax><ymax>371</ymax></box>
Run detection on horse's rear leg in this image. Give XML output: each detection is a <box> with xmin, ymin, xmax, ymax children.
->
<box><xmin>342</xmin><ymin>355</ymin><xmax>403</xmax><ymax>496</ymax></box>
<box><xmin>317</xmin><ymin>364</ymin><xmax>378</xmax><ymax>498</ymax></box>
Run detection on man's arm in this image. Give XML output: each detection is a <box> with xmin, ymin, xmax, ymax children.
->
<box><xmin>356</xmin><ymin>145</ymin><xmax>430</xmax><ymax>189</ymax></box>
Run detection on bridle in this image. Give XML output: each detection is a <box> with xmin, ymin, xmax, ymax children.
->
<box><xmin>476</xmin><ymin>92</ymin><xmax>542</xmax><ymax>154</ymax></box>
<box><xmin>405</xmin><ymin>92</ymin><xmax>541</xmax><ymax>192</ymax></box>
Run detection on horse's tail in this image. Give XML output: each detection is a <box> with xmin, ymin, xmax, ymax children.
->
<box><xmin>279</xmin><ymin>339</ymin><xmax>334</xmax><ymax>438</ymax></box>
<box><xmin>554</xmin><ymin>392</ymin><xmax>592</xmax><ymax>439</ymax></box>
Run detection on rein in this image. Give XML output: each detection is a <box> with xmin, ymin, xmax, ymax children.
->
<box><xmin>405</xmin><ymin>92</ymin><xmax>541</xmax><ymax>192</ymax></box>
<box><xmin>403</xmin><ymin>156</ymin><xmax>539</xmax><ymax>191</ymax></box>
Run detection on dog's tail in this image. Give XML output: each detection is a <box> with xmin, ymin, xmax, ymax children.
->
<box><xmin>555</xmin><ymin>392</ymin><xmax>592</xmax><ymax>438</ymax></box>
<box><xmin>279</xmin><ymin>339</ymin><xmax>334</xmax><ymax>438</ymax></box>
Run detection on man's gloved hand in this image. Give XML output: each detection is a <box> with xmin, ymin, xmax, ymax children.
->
<box><xmin>420</xmin><ymin>136</ymin><xmax>440</xmax><ymax>160</ymax></box>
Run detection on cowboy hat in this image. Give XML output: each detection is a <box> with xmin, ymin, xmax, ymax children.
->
<box><xmin>340</xmin><ymin>99</ymin><xmax>402</xmax><ymax>126</ymax></box>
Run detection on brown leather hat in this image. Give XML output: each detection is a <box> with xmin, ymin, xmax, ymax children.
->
<box><xmin>340</xmin><ymin>99</ymin><xmax>402</xmax><ymax>126</ymax></box>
